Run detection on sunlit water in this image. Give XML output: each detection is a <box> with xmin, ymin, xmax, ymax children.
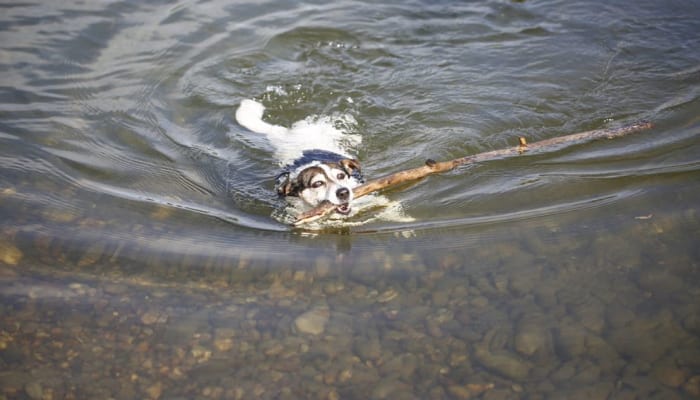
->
<box><xmin>1</xmin><ymin>0</ymin><xmax>700</xmax><ymax>398</ymax></box>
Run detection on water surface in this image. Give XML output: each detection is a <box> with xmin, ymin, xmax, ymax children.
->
<box><xmin>1</xmin><ymin>0</ymin><xmax>700</xmax><ymax>398</ymax></box>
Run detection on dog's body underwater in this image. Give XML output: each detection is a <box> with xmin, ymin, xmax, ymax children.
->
<box><xmin>235</xmin><ymin>99</ymin><xmax>364</xmax><ymax>215</ymax></box>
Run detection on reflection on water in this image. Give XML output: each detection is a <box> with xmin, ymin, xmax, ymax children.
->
<box><xmin>1</xmin><ymin>0</ymin><xmax>700</xmax><ymax>398</ymax></box>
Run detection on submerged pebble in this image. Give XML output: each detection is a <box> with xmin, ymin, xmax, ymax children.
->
<box><xmin>77</xmin><ymin>241</ymin><xmax>106</xmax><ymax>267</ymax></box>
<box><xmin>474</xmin><ymin>344</ymin><xmax>532</xmax><ymax>380</ymax></box>
<box><xmin>652</xmin><ymin>364</ymin><xmax>688</xmax><ymax>388</ymax></box>
<box><xmin>140</xmin><ymin>310</ymin><xmax>168</xmax><ymax>325</ymax></box>
<box><xmin>354</xmin><ymin>336</ymin><xmax>382</xmax><ymax>362</ymax></box>
<box><xmin>684</xmin><ymin>375</ymin><xmax>700</xmax><ymax>397</ymax></box>
<box><xmin>0</xmin><ymin>241</ymin><xmax>22</xmax><ymax>265</ymax></box>
<box><xmin>294</xmin><ymin>306</ymin><xmax>330</xmax><ymax>335</ymax></box>
<box><xmin>145</xmin><ymin>381</ymin><xmax>163</xmax><ymax>399</ymax></box>
<box><xmin>24</xmin><ymin>382</ymin><xmax>43</xmax><ymax>400</ymax></box>
<box><xmin>514</xmin><ymin>314</ymin><xmax>552</xmax><ymax>358</ymax></box>
<box><xmin>447</xmin><ymin>383</ymin><xmax>495</xmax><ymax>399</ymax></box>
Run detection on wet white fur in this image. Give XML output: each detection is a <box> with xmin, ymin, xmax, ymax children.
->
<box><xmin>235</xmin><ymin>99</ymin><xmax>361</xmax><ymax>165</ymax></box>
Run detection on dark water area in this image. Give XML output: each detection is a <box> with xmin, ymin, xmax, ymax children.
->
<box><xmin>1</xmin><ymin>0</ymin><xmax>700</xmax><ymax>399</ymax></box>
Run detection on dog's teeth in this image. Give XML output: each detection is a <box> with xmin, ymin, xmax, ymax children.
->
<box><xmin>336</xmin><ymin>204</ymin><xmax>351</xmax><ymax>215</ymax></box>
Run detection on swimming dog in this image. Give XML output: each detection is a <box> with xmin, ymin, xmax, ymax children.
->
<box><xmin>235</xmin><ymin>99</ymin><xmax>364</xmax><ymax>215</ymax></box>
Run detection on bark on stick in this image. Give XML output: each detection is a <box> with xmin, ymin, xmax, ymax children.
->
<box><xmin>292</xmin><ymin>121</ymin><xmax>653</xmax><ymax>226</ymax></box>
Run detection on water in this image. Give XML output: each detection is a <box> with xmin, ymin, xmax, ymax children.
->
<box><xmin>1</xmin><ymin>0</ymin><xmax>700</xmax><ymax>398</ymax></box>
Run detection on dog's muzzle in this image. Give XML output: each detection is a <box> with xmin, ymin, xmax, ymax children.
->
<box><xmin>335</xmin><ymin>187</ymin><xmax>352</xmax><ymax>215</ymax></box>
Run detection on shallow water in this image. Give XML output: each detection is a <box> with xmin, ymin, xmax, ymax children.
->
<box><xmin>1</xmin><ymin>0</ymin><xmax>700</xmax><ymax>398</ymax></box>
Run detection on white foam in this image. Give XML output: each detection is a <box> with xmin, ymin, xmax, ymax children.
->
<box><xmin>235</xmin><ymin>99</ymin><xmax>361</xmax><ymax>165</ymax></box>
<box><xmin>264</xmin><ymin>85</ymin><xmax>289</xmax><ymax>96</ymax></box>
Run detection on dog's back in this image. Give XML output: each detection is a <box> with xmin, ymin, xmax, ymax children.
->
<box><xmin>235</xmin><ymin>99</ymin><xmax>361</xmax><ymax>165</ymax></box>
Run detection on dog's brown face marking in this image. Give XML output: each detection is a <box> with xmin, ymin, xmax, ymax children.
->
<box><xmin>278</xmin><ymin>166</ymin><xmax>325</xmax><ymax>197</ymax></box>
<box><xmin>339</xmin><ymin>158</ymin><xmax>361</xmax><ymax>178</ymax></box>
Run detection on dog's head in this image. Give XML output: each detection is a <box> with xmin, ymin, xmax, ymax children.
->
<box><xmin>277</xmin><ymin>158</ymin><xmax>362</xmax><ymax>215</ymax></box>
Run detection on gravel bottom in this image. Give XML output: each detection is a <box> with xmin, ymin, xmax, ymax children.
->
<box><xmin>1</xmin><ymin>214</ymin><xmax>699</xmax><ymax>399</ymax></box>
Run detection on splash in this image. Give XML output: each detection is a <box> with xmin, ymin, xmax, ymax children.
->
<box><xmin>235</xmin><ymin>98</ymin><xmax>361</xmax><ymax>165</ymax></box>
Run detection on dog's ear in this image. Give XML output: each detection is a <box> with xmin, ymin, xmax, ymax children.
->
<box><xmin>339</xmin><ymin>158</ymin><xmax>361</xmax><ymax>176</ymax></box>
<box><xmin>276</xmin><ymin>172</ymin><xmax>298</xmax><ymax>197</ymax></box>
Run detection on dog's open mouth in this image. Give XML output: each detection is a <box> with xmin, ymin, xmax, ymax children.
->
<box><xmin>335</xmin><ymin>203</ymin><xmax>352</xmax><ymax>215</ymax></box>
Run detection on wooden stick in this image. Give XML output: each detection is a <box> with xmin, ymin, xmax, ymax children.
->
<box><xmin>292</xmin><ymin>121</ymin><xmax>654</xmax><ymax>226</ymax></box>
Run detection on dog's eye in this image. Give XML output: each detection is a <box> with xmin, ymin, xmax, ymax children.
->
<box><xmin>336</xmin><ymin>173</ymin><xmax>346</xmax><ymax>180</ymax></box>
<box><xmin>311</xmin><ymin>181</ymin><xmax>325</xmax><ymax>188</ymax></box>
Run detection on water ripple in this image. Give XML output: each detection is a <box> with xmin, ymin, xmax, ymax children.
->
<box><xmin>1</xmin><ymin>0</ymin><xmax>699</xmax><ymax>248</ymax></box>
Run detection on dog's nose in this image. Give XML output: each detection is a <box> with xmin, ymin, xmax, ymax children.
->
<box><xmin>336</xmin><ymin>187</ymin><xmax>350</xmax><ymax>201</ymax></box>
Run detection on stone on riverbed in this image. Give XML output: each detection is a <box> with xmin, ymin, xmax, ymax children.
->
<box><xmin>370</xmin><ymin>378</ymin><xmax>413</xmax><ymax>399</ymax></box>
<box><xmin>570</xmin><ymin>298</ymin><xmax>606</xmax><ymax>334</ymax></box>
<box><xmin>145</xmin><ymin>381</ymin><xmax>163</xmax><ymax>399</ymax></box>
<box><xmin>554</xmin><ymin>320</ymin><xmax>587</xmax><ymax>358</ymax></box>
<box><xmin>379</xmin><ymin>353</ymin><xmax>418</xmax><ymax>380</ymax></box>
<box><xmin>447</xmin><ymin>383</ymin><xmax>495</xmax><ymax>399</ymax></box>
<box><xmin>514</xmin><ymin>314</ymin><xmax>552</xmax><ymax>358</ymax></box>
<box><xmin>24</xmin><ymin>382</ymin><xmax>44</xmax><ymax>400</ymax></box>
<box><xmin>354</xmin><ymin>335</ymin><xmax>382</xmax><ymax>362</ymax></box>
<box><xmin>474</xmin><ymin>344</ymin><xmax>532</xmax><ymax>380</ymax></box>
<box><xmin>294</xmin><ymin>306</ymin><xmax>330</xmax><ymax>335</ymax></box>
<box><xmin>0</xmin><ymin>241</ymin><xmax>22</xmax><ymax>265</ymax></box>
<box><xmin>684</xmin><ymin>375</ymin><xmax>700</xmax><ymax>397</ymax></box>
<box><xmin>652</xmin><ymin>362</ymin><xmax>688</xmax><ymax>388</ymax></box>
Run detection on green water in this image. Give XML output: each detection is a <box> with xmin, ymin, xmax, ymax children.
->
<box><xmin>1</xmin><ymin>0</ymin><xmax>700</xmax><ymax>398</ymax></box>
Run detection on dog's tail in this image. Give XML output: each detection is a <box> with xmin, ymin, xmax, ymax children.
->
<box><xmin>235</xmin><ymin>99</ymin><xmax>288</xmax><ymax>137</ymax></box>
